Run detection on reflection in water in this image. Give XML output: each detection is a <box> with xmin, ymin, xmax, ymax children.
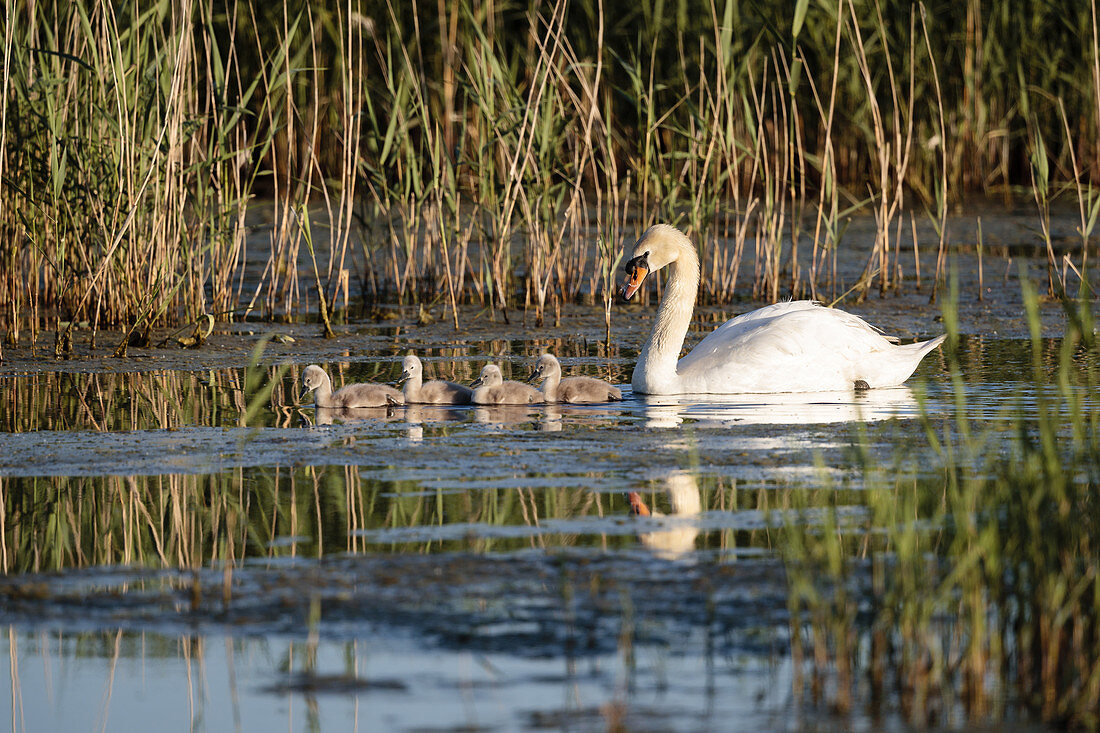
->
<box><xmin>2</xmin><ymin>334</ymin><xmax>1097</xmax><ymax>730</ymax></box>
<box><xmin>472</xmin><ymin>404</ymin><xmax>560</xmax><ymax>430</ymax></box>
<box><xmin>637</xmin><ymin>386</ymin><xmax>919</xmax><ymax>427</ymax></box>
<box><xmin>402</xmin><ymin>404</ymin><xmax>468</xmax><ymax>441</ymax></box>
<box><xmin>628</xmin><ymin>470</ymin><xmax>703</xmax><ymax>559</ymax></box>
<box><xmin>310</xmin><ymin>405</ymin><xmax>401</xmax><ymax>426</ymax></box>
<box><xmin>0</xmin><ymin>337</ymin><xmax>1087</xmax><ymax>435</ymax></box>
<box><xmin>540</xmin><ymin>404</ymin><xmax>563</xmax><ymax>432</ymax></box>
<box><xmin>1</xmin><ymin>550</ymin><xmax>796</xmax><ymax>731</ymax></box>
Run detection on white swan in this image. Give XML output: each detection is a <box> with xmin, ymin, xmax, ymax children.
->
<box><xmin>301</xmin><ymin>364</ymin><xmax>403</xmax><ymax>407</ymax></box>
<box><xmin>621</xmin><ymin>224</ymin><xmax>945</xmax><ymax>394</ymax></box>
<box><xmin>527</xmin><ymin>353</ymin><xmax>623</xmax><ymax>403</ymax></box>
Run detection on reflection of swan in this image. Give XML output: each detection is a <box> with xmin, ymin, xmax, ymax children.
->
<box><xmin>470</xmin><ymin>364</ymin><xmax>544</xmax><ymax>405</ymax></box>
<box><xmin>472</xmin><ymin>404</ymin><xmax>543</xmax><ymax>428</ymax></box>
<box><xmin>403</xmin><ymin>404</ymin><xmax>424</xmax><ymax>442</ymax></box>
<box><xmin>527</xmin><ymin>353</ymin><xmax>622</xmax><ymax>403</ymax></box>
<box><xmin>539</xmin><ymin>404</ymin><xmax>563</xmax><ymax>432</ymax></box>
<box><xmin>628</xmin><ymin>470</ymin><xmax>702</xmax><ymax>558</ymax></box>
<box><xmin>302</xmin><ymin>365</ymin><xmax>403</xmax><ymax>407</ymax></box>
<box><xmin>399</xmin><ymin>354</ymin><xmax>473</xmax><ymax>405</ymax></box>
<box><xmin>402</xmin><ymin>403</ymin><xmax>468</xmax><ymax>441</ymax></box>
<box><xmin>621</xmin><ymin>225</ymin><xmax>945</xmax><ymax>394</ymax></box>
<box><xmin>638</xmin><ymin>386</ymin><xmax>920</xmax><ymax>427</ymax></box>
<box><xmin>312</xmin><ymin>405</ymin><xmax>400</xmax><ymax>426</ymax></box>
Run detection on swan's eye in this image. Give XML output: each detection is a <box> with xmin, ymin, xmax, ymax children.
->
<box><xmin>623</xmin><ymin>251</ymin><xmax>649</xmax><ymax>274</ymax></box>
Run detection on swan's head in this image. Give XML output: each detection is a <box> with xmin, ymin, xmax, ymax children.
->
<box><xmin>399</xmin><ymin>354</ymin><xmax>422</xmax><ymax>383</ymax></box>
<box><xmin>301</xmin><ymin>364</ymin><xmax>328</xmax><ymax>399</ymax></box>
<box><xmin>621</xmin><ymin>224</ymin><xmax>690</xmax><ymax>300</ymax></box>
<box><xmin>471</xmin><ymin>364</ymin><xmax>503</xmax><ymax>389</ymax></box>
<box><xmin>527</xmin><ymin>353</ymin><xmax>561</xmax><ymax>384</ymax></box>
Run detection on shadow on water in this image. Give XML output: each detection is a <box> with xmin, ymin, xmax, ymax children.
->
<box><xmin>0</xmin><ymin>335</ymin><xmax>1096</xmax><ymax>730</ymax></box>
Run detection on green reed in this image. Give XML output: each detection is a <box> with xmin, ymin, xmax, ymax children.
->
<box><xmin>782</xmin><ymin>280</ymin><xmax>1100</xmax><ymax>728</ymax></box>
<box><xmin>2</xmin><ymin>0</ymin><xmax>1099</xmax><ymax>341</ymax></box>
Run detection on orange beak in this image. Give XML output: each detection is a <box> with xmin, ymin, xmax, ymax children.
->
<box><xmin>621</xmin><ymin>262</ymin><xmax>649</xmax><ymax>301</ymax></box>
<box><xmin>627</xmin><ymin>491</ymin><xmax>652</xmax><ymax>517</ymax></box>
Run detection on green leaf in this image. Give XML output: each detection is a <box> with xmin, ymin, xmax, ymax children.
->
<box><xmin>789</xmin><ymin>57</ymin><xmax>804</xmax><ymax>96</ymax></box>
<box><xmin>792</xmin><ymin>0</ymin><xmax>810</xmax><ymax>40</ymax></box>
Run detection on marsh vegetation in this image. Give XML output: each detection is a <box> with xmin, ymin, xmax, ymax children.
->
<box><xmin>3</xmin><ymin>0</ymin><xmax>1099</xmax><ymax>347</ymax></box>
<box><xmin>2</xmin><ymin>1</ymin><xmax>1100</xmax><ymax>730</ymax></box>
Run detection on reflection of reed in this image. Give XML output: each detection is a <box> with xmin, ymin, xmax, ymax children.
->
<box><xmin>0</xmin><ymin>348</ymin><xmax>632</xmax><ymax>434</ymax></box>
<box><xmin>0</xmin><ymin>368</ymin><xmax>297</xmax><ymax>432</ymax></box>
<box><xmin>0</xmin><ymin>466</ymin><xmax>635</xmax><ymax>571</ymax></box>
<box><xmin>1</xmin><ymin>460</ymin><xmax>847</xmax><ymax>573</ymax></box>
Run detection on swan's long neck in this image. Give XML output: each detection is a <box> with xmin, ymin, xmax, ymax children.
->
<box><xmin>633</xmin><ymin>239</ymin><xmax>699</xmax><ymax>392</ymax></box>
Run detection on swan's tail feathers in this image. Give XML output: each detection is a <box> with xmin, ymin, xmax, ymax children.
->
<box><xmin>915</xmin><ymin>334</ymin><xmax>947</xmax><ymax>358</ymax></box>
<box><xmin>896</xmin><ymin>334</ymin><xmax>946</xmax><ymax>363</ymax></box>
<box><xmin>867</xmin><ymin>334</ymin><xmax>946</xmax><ymax>388</ymax></box>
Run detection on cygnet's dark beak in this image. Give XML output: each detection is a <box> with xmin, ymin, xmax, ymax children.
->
<box><xmin>526</xmin><ymin>366</ymin><xmax>543</xmax><ymax>384</ymax></box>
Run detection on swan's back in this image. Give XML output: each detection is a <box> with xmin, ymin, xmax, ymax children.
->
<box><xmin>332</xmin><ymin>381</ymin><xmax>404</xmax><ymax>408</ymax></box>
<box><xmin>417</xmin><ymin>380</ymin><xmax>474</xmax><ymax>405</ymax></box>
<box><xmin>676</xmin><ymin>301</ymin><xmax>942</xmax><ymax>393</ymax></box>
<box><xmin>557</xmin><ymin>376</ymin><xmax>623</xmax><ymax>403</ymax></box>
<box><xmin>474</xmin><ymin>381</ymin><xmax>545</xmax><ymax>405</ymax></box>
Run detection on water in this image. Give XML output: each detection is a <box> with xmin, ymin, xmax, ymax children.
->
<box><xmin>0</xmin><ymin>316</ymin><xmax>1094</xmax><ymax>731</ymax></box>
<box><xmin>6</xmin><ymin>629</ymin><xmax>796</xmax><ymax>731</ymax></box>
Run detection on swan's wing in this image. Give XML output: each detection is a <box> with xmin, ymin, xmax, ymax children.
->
<box><xmin>421</xmin><ymin>380</ymin><xmax>473</xmax><ymax>404</ymax></box>
<box><xmin>559</xmin><ymin>376</ymin><xmax>619</xmax><ymax>403</ymax></box>
<box><xmin>677</xmin><ymin>302</ymin><xmax>899</xmax><ymax>392</ymax></box>
<box><xmin>337</xmin><ymin>382</ymin><xmax>404</xmax><ymax>407</ymax></box>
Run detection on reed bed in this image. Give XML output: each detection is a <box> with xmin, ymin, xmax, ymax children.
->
<box><xmin>781</xmin><ymin>284</ymin><xmax>1100</xmax><ymax>728</ymax></box>
<box><xmin>2</xmin><ymin>0</ymin><xmax>1099</xmax><ymax>345</ymax></box>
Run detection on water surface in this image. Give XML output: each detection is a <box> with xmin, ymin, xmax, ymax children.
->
<box><xmin>0</xmin><ymin>323</ymin><xmax>1090</xmax><ymax>731</ymax></box>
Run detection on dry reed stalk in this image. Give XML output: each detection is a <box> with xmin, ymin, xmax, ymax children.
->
<box><xmin>847</xmin><ymin>0</ymin><xmax>915</xmax><ymax>300</ymax></box>
<box><xmin>7</xmin><ymin>0</ymin><xmax>1100</xmax><ymax>328</ymax></box>
<box><xmin>1058</xmin><ymin>98</ymin><xmax>1097</xmax><ymax>289</ymax></box>
<box><xmin>919</xmin><ymin>2</ymin><xmax>949</xmax><ymax>303</ymax></box>
<box><xmin>800</xmin><ymin>0</ymin><xmax>840</xmax><ymax>299</ymax></box>
<box><xmin>744</xmin><ymin>57</ymin><xmax>790</xmax><ymax>303</ymax></box>
<box><xmin>491</xmin><ymin>0</ymin><xmax>570</xmax><ymax>324</ymax></box>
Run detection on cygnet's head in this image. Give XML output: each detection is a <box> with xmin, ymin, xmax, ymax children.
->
<box><xmin>400</xmin><ymin>354</ymin><xmax>422</xmax><ymax>382</ymax></box>
<box><xmin>471</xmin><ymin>364</ymin><xmax>503</xmax><ymax>388</ymax></box>
<box><xmin>527</xmin><ymin>353</ymin><xmax>562</xmax><ymax>383</ymax></box>
<box><xmin>301</xmin><ymin>364</ymin><xmax>329</xmax><ymax>401</ymax></box>
<box><xmin>302</xmin><ymin>364</ymin><xmax>327</xmax><ymax>392</ymax></box>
